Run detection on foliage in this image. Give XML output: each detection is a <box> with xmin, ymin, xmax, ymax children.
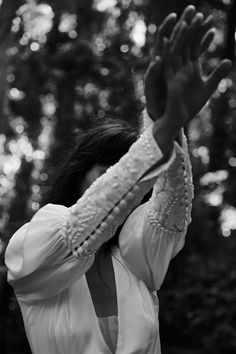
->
<box><xmin>0</xmin><ymin>0</ymin><xmax>235</xmax><ymax>353</ymax></box>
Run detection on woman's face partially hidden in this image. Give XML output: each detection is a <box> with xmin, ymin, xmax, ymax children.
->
<box><xmin>79</xmin><ymin>164</ymin><xmax>108</xmax><ymax>195</ymax></box>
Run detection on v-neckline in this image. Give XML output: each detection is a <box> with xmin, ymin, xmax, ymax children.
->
<box><xmin>85</xmin><ymin>250</ymin><xmax>118</xmax><ymax>317</ymax></box>
<box><xmin>85</xmin><ymin>250</ymin><xmax>120</xmax><ymax>353</ymax></box>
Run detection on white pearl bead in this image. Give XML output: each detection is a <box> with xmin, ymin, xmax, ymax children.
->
<box><xmin>76</xmin><ymin>247</ymin><xmax>83</xmax><ymax>255</ymax></box>
<box><xmin>83</xmin><ymin>240</ymin><xmax>90</xmax><ymax>248</ymax></box>
<box><xmin>100</xmin><ymin>221</ymin><xmax>108</xmax><ymax>229</ymax></box>
<box><xmin>112</xmin><ymin>206</ymin><xmax>120</xmax><ymax>215</ymax></box>
<box><xmin>107</xmin><ymin>214</ymin><xmax>115</xmax><ymax>222</ymax></box>
<box><xmin>90</xmin><ymin>234</ymin><xmax>97</xmax><ymax>242</ymax></box>
<box><xmin>132</xmin><ymin>185</ymin><xmax>140</xmax><ymax>193</ymax></box>
<box><xmin>72</xmin><ymin>250</ymin><xmax>78</xmax><ymax>258</ymax></box>
<box><xmin>119</xmin><ymin>200</ymin><xmax>127</xmax><ymax>209</ymax></box>
<box><xmin>127</xmin><ymin>192</ymin><xmax>134</xmax><ymax>200</ymax></box>
<box><xmin>95</xmin><ymin>229</ymin><xmax>102</xmax><ymax>236</ymax></box>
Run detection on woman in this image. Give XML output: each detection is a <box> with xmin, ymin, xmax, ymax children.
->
<box><xmin>5</xmin><ymin>6</ymin><xmax>231</xmax><ymax>354</ymax></box>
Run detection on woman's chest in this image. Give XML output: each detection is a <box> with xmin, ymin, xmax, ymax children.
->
<box><xmin>85</xmin><ymin>252</ymin><xmax>118</xmax><ymax>317</ymax></box>
<box><xmin>31</xmin><ymin>252</ymin><xmax>160</xmax><ymax>353</ymax></box>
<box><xmin>67</xmin><ymin>252</ymin><xmax>159</xmax><ymax>335</ymax></box>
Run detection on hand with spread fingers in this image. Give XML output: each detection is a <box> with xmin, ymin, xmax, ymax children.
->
<box><xmin>162</xmin><ymin>11</ymin><xmax>232</xmax><ymax>128</ymax></box>
<box><xmin>144</xmin><ymin>5</ymin><xmax>231</xmax><ymax>123</ymax></box>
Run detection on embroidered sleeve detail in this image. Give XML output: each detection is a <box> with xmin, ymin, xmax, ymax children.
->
<box><xmin>66</xmin><ymin>126</ymin><xmax>164</xmax><ymax>259</ymax></box>
<box><xmin>118</xmin><ymin>130</ymin><xmax>194</xmax><ymax>291</ymax></box>
<box><xmin>147</xmin><ymin>138</ymin><xmax>194</xmax><ymax>234</ymax></box>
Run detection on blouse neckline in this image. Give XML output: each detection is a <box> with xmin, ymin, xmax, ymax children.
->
<box><xmin>84</xmin><ymin>250</ymin><xmax>121</xmax><ymax>353</ymax></box>
<box><xmin>98</xmin><ymin>315</ymin><xmax>118</xmax><ymax>353</ymax></box>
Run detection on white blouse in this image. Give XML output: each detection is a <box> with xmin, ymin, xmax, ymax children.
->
<box><xmin>5</xmin><ymin>115</ymin><xmax>194</xmax><ymax>354</ymax></box>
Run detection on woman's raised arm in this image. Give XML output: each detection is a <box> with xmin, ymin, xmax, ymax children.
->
<box><xmin>119</xmin><ymin>9</ymin><xmax>231</xmax><ymax>290</ymax></box>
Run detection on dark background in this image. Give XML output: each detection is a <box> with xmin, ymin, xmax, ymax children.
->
<box><xmin>0</xmin><ymin>0</ymin><xmax>236</xmax><ymax>353</ymax></box>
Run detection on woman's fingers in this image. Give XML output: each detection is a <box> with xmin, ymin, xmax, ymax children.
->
<box><xmin>162</xmin><ymin>37</ymin><xmax>171</xmax><ymax>64</ymax></box>
<box><xmin>145</xmin><ymin>57</ymin><xmax>163</xmax><ymax>81</ymax></box>
<box><xmin>163</xmin><ymin>37</ymin><xmax>175</xmax><ymax>78</ymax></box>
<box><xmin>171</xmin><ymin>21</ymin><xmax>189</xmax><ymax>59</ymax></box>
<box><xmin>181</xmin><ymin>14</ymin><xmax>213</xmax><ymax>62</ymax></box>
<box><xmin>199</xmin><ymin>14</ymin><xmax>214</xmax><ymax>42</ymax></box>
<box><xmin>179</xmin><ymin>4</ymin><xmax>196</xmax><ymax>25</ymax></box>
<box><xmin>181</xmin><ymin>13</ymin><xmax>212</xmax><ymax>63</ymax></box>
<box><xmin>144</xmin><ymin>57</ymin><xmax>165</xmax><ymax>119</ymax></box>
<box><xmin>200</xmin><ymin>29</ymin><xmax>215</xmax><ymax>53</ymax></box>
<box><xmin>170</xmin><ymin>5</ymin><xmax>196</xmax><ymax>43</ymax></box>
<box><xmin>206</xmin><ymin>59</ymin><xmax>232</xmax><ymax>92</ymax></box>
<box><xmin>193</xmin><ymin>15</ymin><xmax>214</xmax><ymax>56</ymax></box>
<box><xmin>153</xmin><ymin>7</ymin><xmax>213</xmax><ymax>64</ymax></box>
<box><xmin>188</xmin><ymin>12</ymin><xmax>205</xmax><ymax>61</ymax></box>
<box><xmin>170</xmin><ymin>9</ymin><xmax>203</xmax><ymax>65</ymax></box>
<box><xmin>152</xmin><ymin>13</ymin><xmax>178</xmax><ymax>58</ymax></box>
<box><xmin>158</xmin><ymin>13</ymin><xmax>178</xmax><ymax>37</ymax></box>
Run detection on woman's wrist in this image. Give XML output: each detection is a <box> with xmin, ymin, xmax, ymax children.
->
<box><xmin>152</xmin><ymin>117</ymin><xmax>181</xmax><ymax>157</ymax></box>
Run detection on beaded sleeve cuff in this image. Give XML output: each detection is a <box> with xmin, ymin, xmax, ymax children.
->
<box><xmin>147</xmin><ymin>139</ymin><xmax>194</xmax><ymax>234</ymax></box>
<box><xmin>140</xmin><ymin>109</ymin><xmax>194</xmax><ymax>233</ymax></box>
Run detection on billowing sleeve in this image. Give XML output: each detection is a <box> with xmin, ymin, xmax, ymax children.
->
<box><xmin>5</xmin><ymin>125</ymin><xmax>176</xmax><ymax>303</ymax></box>
<box><xmin>119</xmin><ymin>117</ymin><xmax>194</xmax><ymax>291</ymax></box>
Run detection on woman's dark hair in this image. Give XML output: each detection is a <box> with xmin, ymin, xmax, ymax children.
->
<box><xmin>42</xmin><ymin>118</ymin><xmax>138</xmax><ymax>253</ymax></box>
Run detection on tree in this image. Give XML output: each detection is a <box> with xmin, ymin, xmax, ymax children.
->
<box><xmin>0</xmin><ymin>0</ymin><xmax>22</xmax><ymax>134</ymax></box>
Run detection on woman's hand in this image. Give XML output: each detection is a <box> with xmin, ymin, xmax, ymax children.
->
<box><xmin>152</xmin><ymin>10</ymin><xmax>232</xmax><ymax>157</ymax></box>
<box><xmin>163</xmin><ymin>14</ymin><xmax>232</xmax><ymax>127</ymax></box>
<box><xmin>144</xmin><ymin>5</ymin><xmax>217</xmax><ymax>121</ymax></box>
<box><xmin>144</xmin><ymin>12</ymin><xmax>178</xmax><ymax>120</ymax></box>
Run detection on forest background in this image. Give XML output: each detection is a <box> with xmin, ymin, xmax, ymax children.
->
<box><xmin>0</xmin><ymin>0</ymin><xmax>236</xmax><ymax>353</ymax></box>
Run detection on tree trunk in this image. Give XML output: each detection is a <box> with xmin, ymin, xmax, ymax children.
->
<box><xmin>225</xmin><ymin>0</ymin><xmax>236</xmax><ymax>61</ymax></box>
<box><xmin>0</xmin><ymin>0</ymin><xmax>22</xmax><ymax>134</ymax></box>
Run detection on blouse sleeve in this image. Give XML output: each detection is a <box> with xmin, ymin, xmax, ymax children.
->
<box><xmin>119</xmin><ymin>119</ymin><xmax>194</xmax><ymax>291</ymax></box>
<box><xmin>5</xmin><ymin>124</ymin><xmax>176</xmax><ymax>303</ymax></box>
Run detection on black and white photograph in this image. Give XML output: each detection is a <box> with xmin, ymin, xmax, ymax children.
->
<box><xmin>0</xmin><ymin>0</ymin><xmax>236</xmax><ymax>353</ymax></box>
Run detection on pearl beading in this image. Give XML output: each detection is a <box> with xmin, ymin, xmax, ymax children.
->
<box><xmin>140</xmin><ymin>109</ymin><xmax>194</xmax><ymax>235</ymax></box>
<box><xmin>66</xmin><ymin>126</ymin><xmax>164</xmax><ymax>259</ymax></box>
<box><xmin>64</xmin><ymin>126</ymin><xmax>194</xmax><ymax>259</ymax></box>
<box><xmin>71</xmin><ymin>183</ymin><xmax>141</xmax><ymax>258</ymax></box>
<box><xmin>148</xmin><ymin>141</ymin><xmax>194</xmax><ymax>234</ymax></box>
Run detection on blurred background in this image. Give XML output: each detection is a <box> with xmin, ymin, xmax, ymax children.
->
<box><xmin>0</xmin><ymin>0</ymin><xmax>235</xmax><ymax>353</ymax></box>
